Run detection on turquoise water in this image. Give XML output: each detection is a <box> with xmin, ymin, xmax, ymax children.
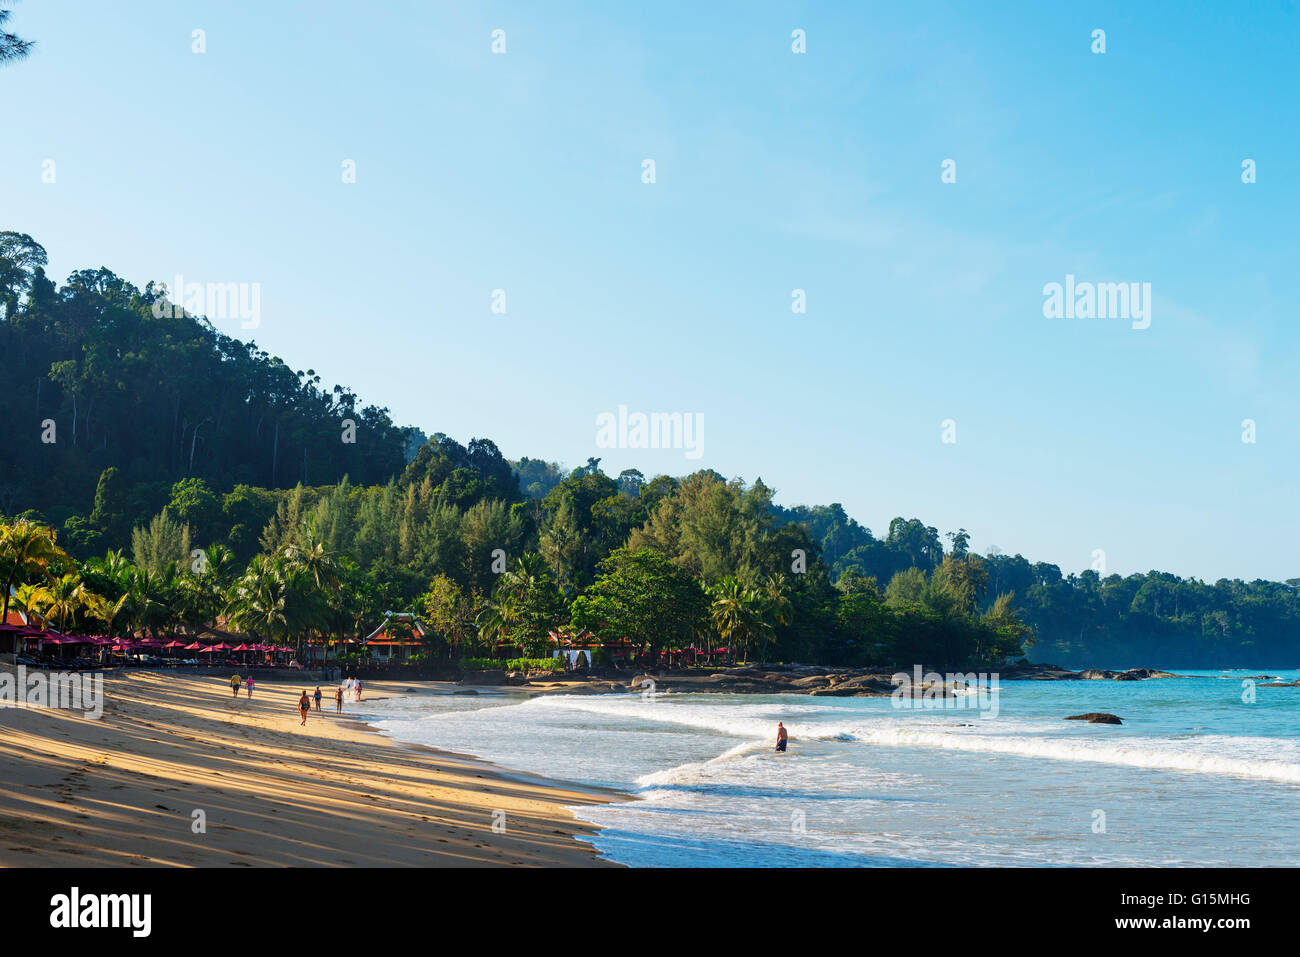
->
<box><xmin>366</xmin><ymin>670</ymin><xmax>1300</xmax><ymax>867</ymax></box>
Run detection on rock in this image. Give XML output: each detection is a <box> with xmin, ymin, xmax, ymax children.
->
<box><xmin>1001</xmin><ymin>662</ymin><xmax>1083</xmax><ymax>680</ymax></box>
<box><xmin>1065</xmin><ymin>712</ymin><xmax>1123</xmax><ymax>724</ymax></box>
<box><xmin>789</xmin><ymin>675</ymin><xmax>832</xmax><ymax>689</ymax></box>
<box><xmin>453</xmin><ymin>689</ymin><xmax>479</xmax><ymax>696</ymax></box>
<box><xmin>828</xmin><ymin>674</ymin><xmax>897</xmax><ymax>695</ymax></box>
<box><xmin>458</xmin><ymin>669</ymin><xmax>507</xmax><ymax>685</ymax></box>
<box><xmin>1078</xmin><ymin>670</ymin><xmax>1116</xmax><ymax>680</ymax></box>
<box><xmin>1113</xmin><ymin>668</ymin><xmax>1179</xmax><ymax>680</ymax></box>
<box><xmin>504</xmin><ymin>671</ymin><xmax>528</xmax><ymax>686</ymax></box>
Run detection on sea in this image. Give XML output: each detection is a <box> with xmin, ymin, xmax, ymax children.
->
<box><xmin>363</xmin><ymin>669</ymin><xmax>1300</xmax><ymax>867</ymax></box>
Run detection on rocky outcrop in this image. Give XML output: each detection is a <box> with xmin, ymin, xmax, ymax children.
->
<box><xmin>1003</xmin><ymin>662</ymin><xmax>1182</xmax><ymax>681</ymax></box>
<box><xmin>1113</xmin><ymin>668</ymin><xmax>1178</xmax><ymax>681</ymax></box>
<box><xmin>1065</xmin><ymin>712</ymin><xmax>1123</xmax><ymax>724</ymax></box>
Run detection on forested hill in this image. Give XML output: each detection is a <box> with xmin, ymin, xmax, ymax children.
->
<box><xmin>2</xmin><ymin>232</ymin><xmax>1298</xmax><ymax>668</ymax></box>
<box><xmin>0</xmin><ymin>232</ymin><xmax>413</xmax><ymax>522</ymax></box>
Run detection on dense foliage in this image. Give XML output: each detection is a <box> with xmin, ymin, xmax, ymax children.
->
<box><xmin>2</xmin><ymin>235</ymin><xmax>1295</xmax><ymax>668</ymax></box>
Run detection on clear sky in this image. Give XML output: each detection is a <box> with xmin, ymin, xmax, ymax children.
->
<box><xmin>3</xmin><ymin>1</ymin><xmax>1296</xmax><ymax>582</ymax></box>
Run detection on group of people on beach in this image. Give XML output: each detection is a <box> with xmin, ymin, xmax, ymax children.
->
<box><xmin>226</xmin><ymin>671</ymin><xmax>362</xmax><ymax>726</ymax></box>
<box><xmin>295</xmin><ymin>679</ymin><xmax>361</xmax><ymax>725</ymax></box>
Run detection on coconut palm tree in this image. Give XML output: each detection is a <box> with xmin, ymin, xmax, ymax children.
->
<box><xmin>225</xmin><ymin>556</ymin><xmax>291</xmax><ymax>646</ymax></box>
<box><xmin>0</xmin><ymin>520</ymin><xmax>69</xmax><ymax>624</ymax></box>
<box><xmin>279</xmin><ymin>520</ymin><xmax>340</xmax><ymax>658</ymax></box>
<box><xmin>708</xmin><ymin>576</ymin><xmax>773</xmax><ymax>663</ymax></box>
<box><xmin>29</xmin><ymin>573</ymin><xmax>108</xmax><ymax>633</ymax></box>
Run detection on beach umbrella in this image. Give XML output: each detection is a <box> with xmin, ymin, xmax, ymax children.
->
<box><xmin>183</xmin><ymin>642</ymin><xmax>205</xmax><ymax>651</ymax></box>
<box><xmin>163</xmin><ymin>640</ymin><xmax>187</xmax><ymax>649</ymax></box>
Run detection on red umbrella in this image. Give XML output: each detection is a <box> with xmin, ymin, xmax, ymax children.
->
<box><xmin>164</xmin><ymin>640</ymin><xmax>188</xmax><ymax>649</ymax></box>
<box><xmin>231</xmin><ymin>643</ymin><xmax>252</xmax><ymax>652</ymax></box>
<box><xmin>206</xmin><ymin>642</ymin><xmax>232</xmax><ymax>651</ymax></box>
<box><xmin>183</xmin><ymin>642</ymin><xmax>204</xmax><ymax>651</ymax></box>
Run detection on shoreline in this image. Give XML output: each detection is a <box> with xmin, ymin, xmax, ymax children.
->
<box><xmin>0</xmin><ymin>669</ymin><xmax>623</xmax><ymax>867</ymax></box>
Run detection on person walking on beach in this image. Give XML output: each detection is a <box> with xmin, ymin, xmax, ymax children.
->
<box><xmin>335</xmin><ymin>685</ymin><xmax>343</xmax><ymax>714</ymax></box>
<box><xmin>355</xmin><ymin>679</ymin><xmax>363</xmax><ymax>702</ymax></box>
<box><xmin>230</xmin><ymin>673</ymin><xmax>242</xmax><ymax>698</ymax></box>
<box><xmin>246</xmin><ymin>675</ymin><xmax>255</xmax><ymax>699</ymax></box>
<box><xmin>313</xmin><ymin>686</ymin><xmax>322</xmax><ymax>711</ymax></box>
<box><xmin>775</xmin><ymin>722</ymin><xmax>788</xmax><ymax>753</ymax></box>
<box><xmin>298</xmin><ymin>691</ymin><xmax>311</xmax><ymax>725</ymax></box>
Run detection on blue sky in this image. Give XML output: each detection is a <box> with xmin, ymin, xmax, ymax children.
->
<box><xmin>3</xmin><ymin>1</ymin><xmax>1297</xmax><ymax>582</ymax></box>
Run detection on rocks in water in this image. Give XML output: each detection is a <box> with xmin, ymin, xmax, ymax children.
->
<box><xmin>504</xmin><ymin>671</ymin><xmax>528</xmax><ymax>686</ymax></box>
<box><xmin>453</xmin><ymin>689</ymin><xmax>479</xmax><ymax>696</ymax></box>
<box><xmin>1065</xmin><ymin>712</ymin><xmax>1123</xmax><ymax>724</ymax></box>
<box><xmin>1003</xmin><ymin>662</ymin><xmax>1180</xmax><ymax>682</ymax></box>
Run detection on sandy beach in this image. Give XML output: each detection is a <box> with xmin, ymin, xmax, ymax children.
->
<box><xmin>0</xmin><ymin>670</ymin><xmax>619</xmax><ymax>867</ymax></box>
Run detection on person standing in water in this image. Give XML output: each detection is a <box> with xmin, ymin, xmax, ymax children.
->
<box><xmin>775</xmin><ymin>722</ymin><xmax>788</xmax><ymax>752</ymax></box>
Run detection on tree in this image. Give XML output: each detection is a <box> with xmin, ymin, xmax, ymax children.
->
<box><xmin>707</xmin><ymin>576</ymin><xmax>773</xmax><ymax>662</ymax></box>
<box><xmin>0</xmin><ymin>8</ymin><xmax>32</xmax><ymax>65</ymax></box>
<box><xmin>0</xmin><ymin>232</ymin><xmax>46</xmax><ymax>317</ymax></box>
<box><xmin>131</xmin><ymin>510</ymin><xmax>191</xmax><ymax>575</ymax></box>
<box><xmin>418</xmin><ymin>573</ymin><xmax>479</xmax><ymax>659</ymax></box>
<box><xmin>29</xmin><ymin>572</ymin><xmax>108</xmax><ymax>633</ymax></box>
<box><xmin>570</xmin><ymin>548</ymin><xmax>706</xmax><ymax>658</ymax></box>
<box><xmin>0</xmin><ymin>520</ymin><xmax>69</xmax><ymax>625</ymax></box>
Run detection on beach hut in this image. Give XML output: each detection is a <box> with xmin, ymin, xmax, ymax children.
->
<box><xmin>362</xmin><ymin>612</ymin><xmax>427</xmax><ymax>662</ymax></box>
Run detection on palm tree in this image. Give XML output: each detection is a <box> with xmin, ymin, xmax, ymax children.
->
<box><xmin>708</xmin><ymin>576</ymin><xmax>773</xmax><ymax>663</ymax></box>
<box><xmin>120</xmin><ymin>567</ymin><xmax>167</xmax><ymax>638</ymax></box>
<box><xmin>225</xmin><ymin>556</ymin><xmax>291</xmax><ymax>647</ymax></box>
<box><xmin>0</xmin><ymin>520</ymin><xmax>69</xmax><ymax>625</ymax></box>
<box><xmin>761</xmin><ymin>574</ymin><xmax>793</xmax><ymax>628</ymax></box>
<box><xmin>29</xmin><ymin>573</ymin><xmax>108</xmax><ymax>633</ymax></box>
<box><xmin>475</xmin><ymin>589</ymin><xmax>519</xmax><ymax>658</ymax></box>
<box><xmin>279</xmin><ymin>520</ymin><xmax>340</xmax><ymax>658</ymax></box>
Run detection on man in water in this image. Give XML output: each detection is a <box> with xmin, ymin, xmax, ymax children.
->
<box><xmin>775</xmin><ymin>722</ymin><xmax>788</xmax><ymax>753</ymax></box>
